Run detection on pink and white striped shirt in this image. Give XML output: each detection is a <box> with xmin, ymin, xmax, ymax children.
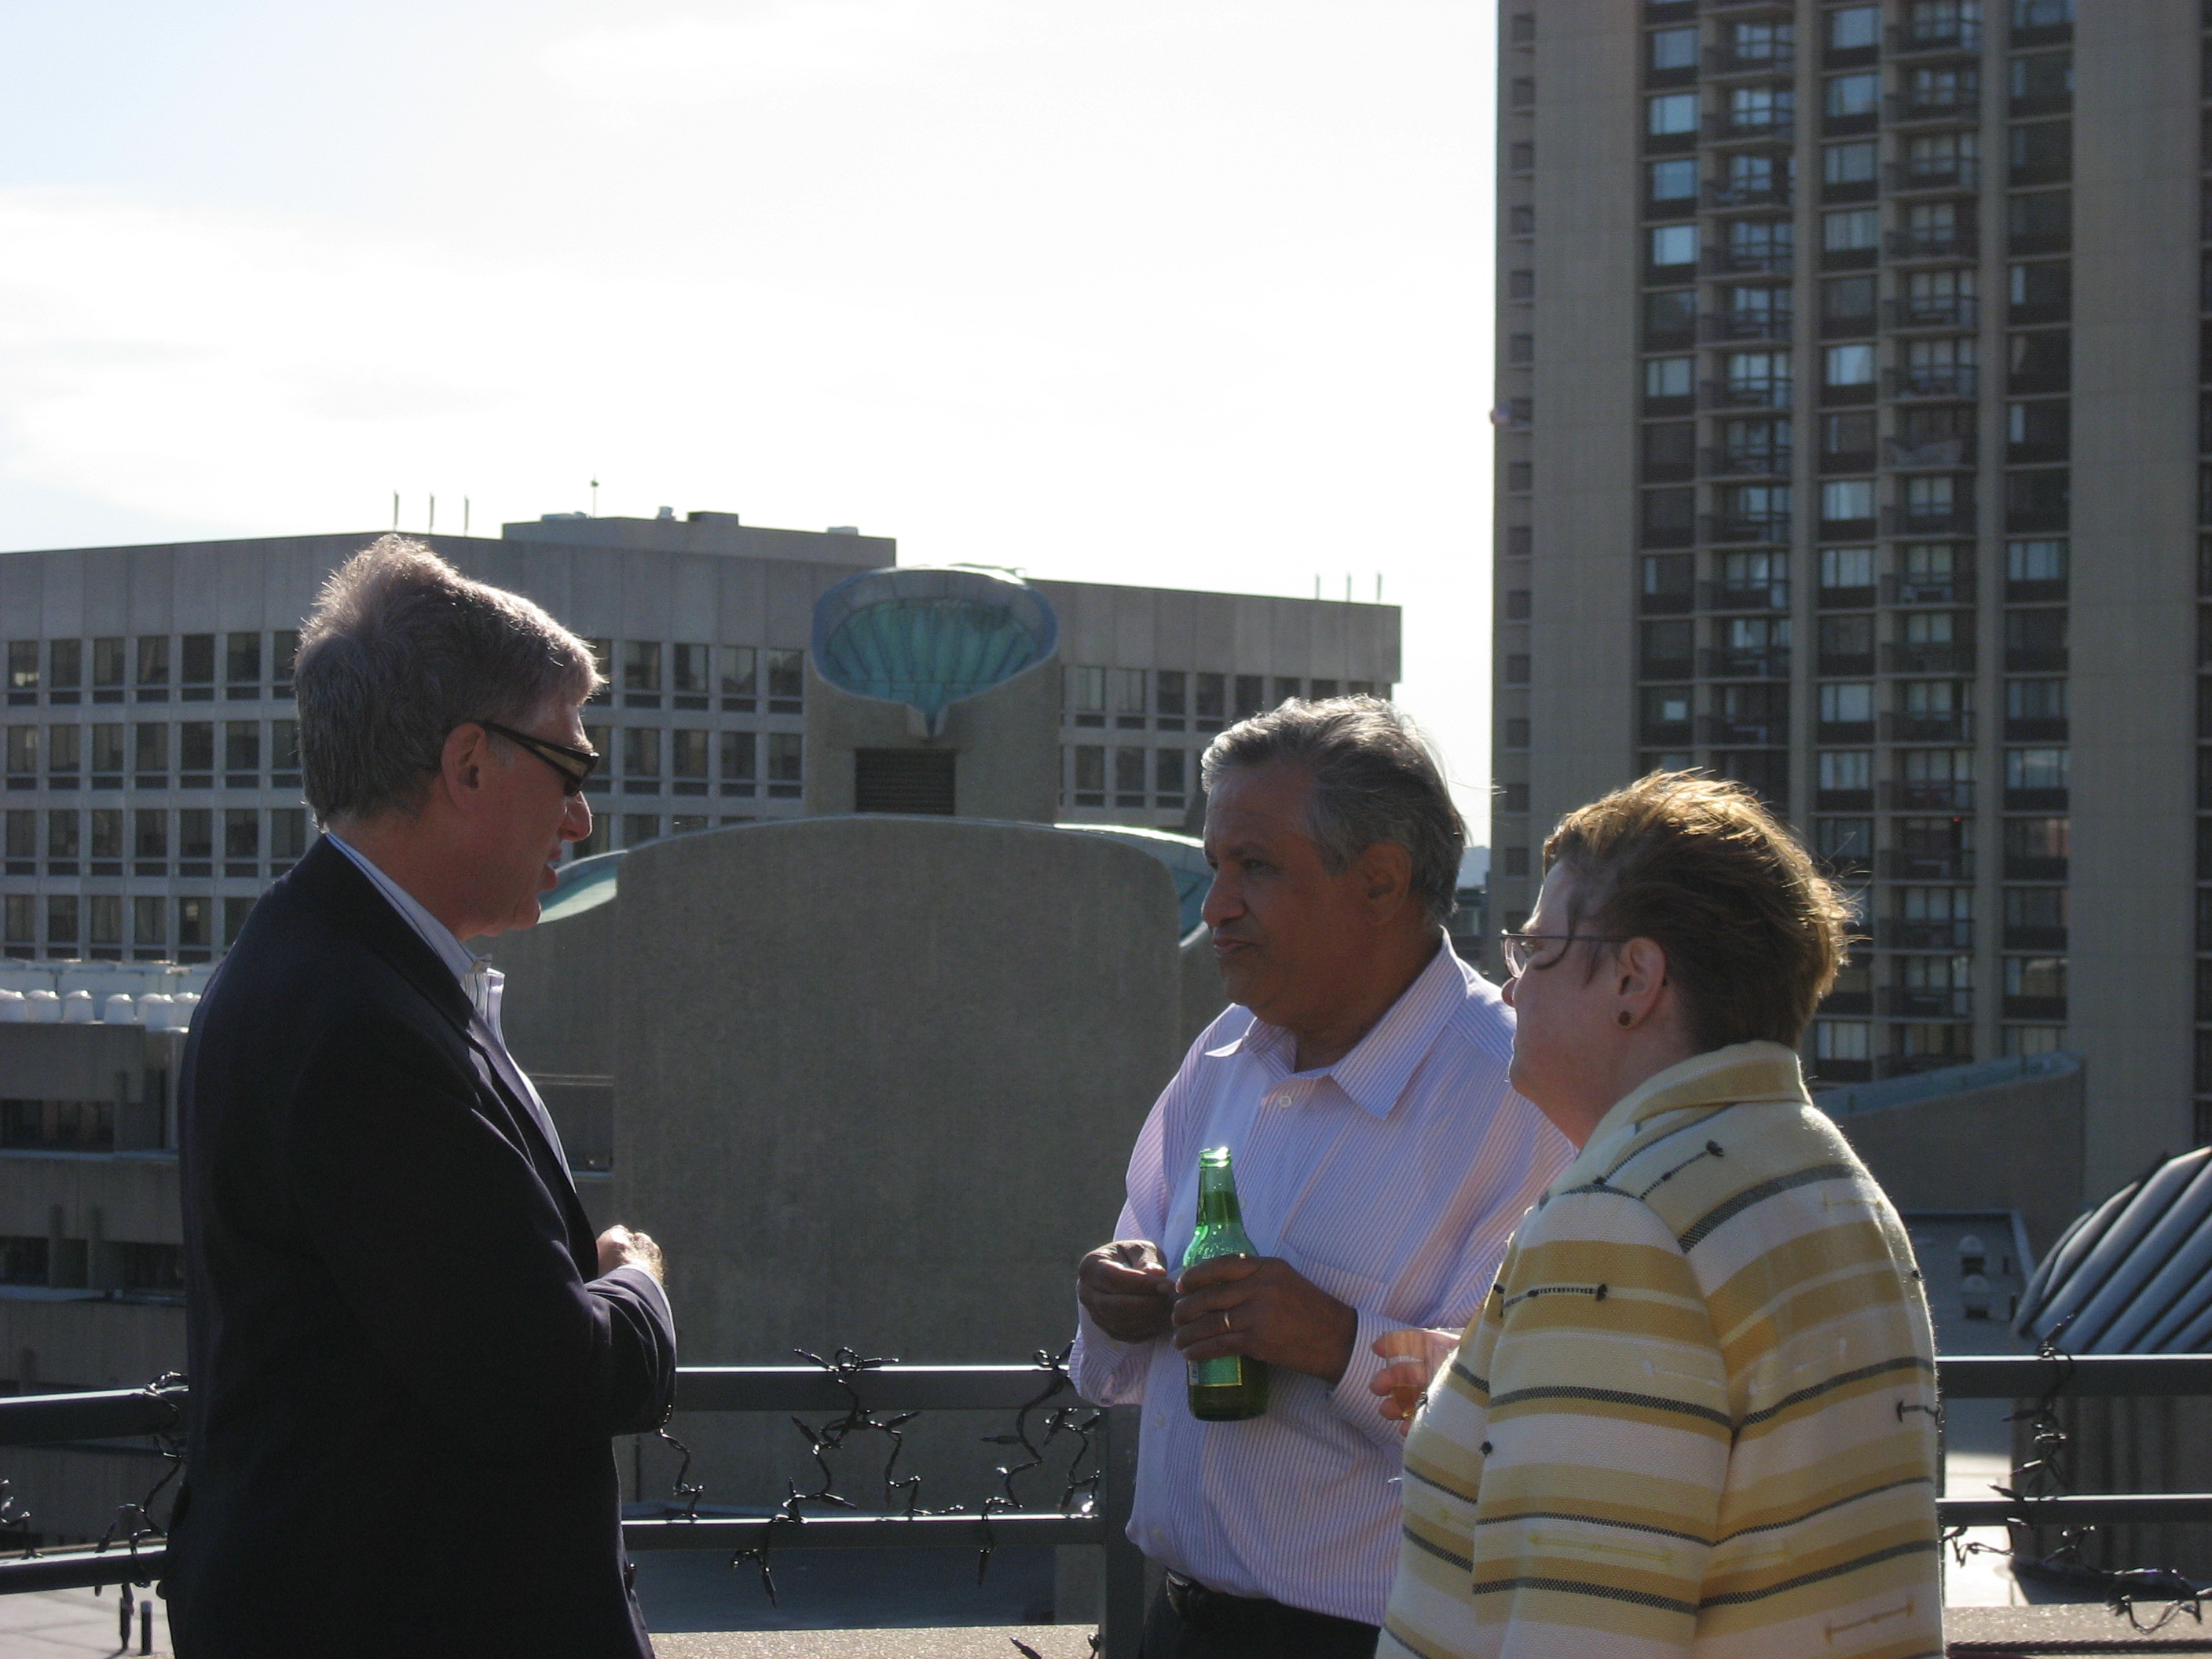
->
<box><xmin>1070</xmin><ymin>942</ymin><xmax>1570</xmax><ymax>1627</ymax></box>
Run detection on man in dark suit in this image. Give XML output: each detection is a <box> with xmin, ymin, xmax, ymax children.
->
<box><xmin>168</xmin><ymin>537</ymin><xmax>678</xmax><ymax>1657</ymax></box>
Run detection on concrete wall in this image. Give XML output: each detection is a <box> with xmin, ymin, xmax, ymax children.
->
<box><xmin>0</xmin><ymin>1296</ymin><xmax>185</xmax><ymax>1540</ymax></box>
<box><xmin>1828</xmin><ymin>1065</ymin><xmax>2086</xmax><ymax>1261</ymax></box>
<box><xmin>2069</xmin><ymin>1</ymin><xmax>2202</xmax><ymax>1193</ymax></box>
<box><xmin>800</xmin><ymin>657</ymin><xmax>1061</xmax><ymax>824</ymax></box>
<box><xmin>606</xmin><ymin>816</ymin><xmax>1181</xmax><ymax>1507</ymax></box>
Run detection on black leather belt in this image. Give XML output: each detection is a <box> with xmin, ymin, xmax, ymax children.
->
<box><xmin>1163</xmin><ymin>1571</ymin><xmax>1379</xmax><ymax>1653</ymax></box>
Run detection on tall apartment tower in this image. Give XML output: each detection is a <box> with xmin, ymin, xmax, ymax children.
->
<box><xmin>1491</xmin><ymin>0</ymin><xmax>2199</xmax><ymax>1193</ymax></box>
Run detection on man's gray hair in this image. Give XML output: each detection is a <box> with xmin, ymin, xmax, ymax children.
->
<box><xmin>294</xmin><ymin>536</ymin><xmax>602</xmax><ymax>822</ymax></box>
<box><xmin>1200</xmin><ymin>696</ymin><xmax>1465</xmax><ymax>928</ymax></box>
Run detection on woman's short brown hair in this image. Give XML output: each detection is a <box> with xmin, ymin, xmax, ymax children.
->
<box><xmin>1543</xmin><ymin>771</ymin><xmax>1851</xmax><ymax>1051</ymax></box>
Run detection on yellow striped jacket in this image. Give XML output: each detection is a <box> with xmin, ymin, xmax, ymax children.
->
<box><xmin>1379</xmin><ymin>1042</ymin><xmax>1943</xmax><ymax>1659</ymax></box>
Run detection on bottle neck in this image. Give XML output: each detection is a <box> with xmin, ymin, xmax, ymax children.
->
<box><xmin>1196</xmin><ymin>1168</ymin><xmax>1243</xmax><ymax>1228</ymax></box>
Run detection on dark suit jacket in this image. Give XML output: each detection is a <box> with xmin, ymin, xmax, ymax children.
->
<box><xmin>167</xmin><ymin>837</ymin><xmax>677</xmax><ymax>1657</ymax></box>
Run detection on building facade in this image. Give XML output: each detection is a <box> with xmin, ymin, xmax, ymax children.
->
<box><xmin>0</xmin><ymin>513</ymin><xmax>1396</xmax><ymax>963</ymax></box>
<box><xmin>1492</xmin><ymin>0</ymin><xmax>2196</xmax><ymax>1192</ymax></box>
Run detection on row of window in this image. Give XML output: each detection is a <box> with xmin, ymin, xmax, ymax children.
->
<box><xmin>576</xmin><ymin>726</ymin><xmax>802</xmax><ymax>797</ymax></box>
<box><xmin>1635</xmin><ymin>610</ymin><xmax>2070</xmax><ymax>683</ymax></box>
<box><xmin>583</xmin><ymin>642</ymin><xmax>804</xmax><ymax>710</ymax></box>
<box><xmin>1063</xmin><ymin>745</ymin><xmax>1199</xmax><ymax>810</ymax></box>
<box><xmin>1644</xmin><ymin>48</ymin><xmax>2072</xmax><ymax>143</ymax></box>
<box><xmin>1636</xmin><ymin>409</ymin><xmax>2068</xmax><ymax>491</ymax></box>
<box><xmin>1811</xmin><ymin>1016</ymin><xmax>2067</xmax><ymax>1079</ymax></box>
<box><xmin>2</xmin><ymin>720</ymin><xmax>298</xmax><ymax>782</ymax></box>
<box><xmin>1640</xmin><ymin>125</ymin><xmax>2067</xmax><ymax>214</ymax></box>
<box><xmin>2</xmin><ymin>806</ymin><xmax>309</xmax><ymax>868</ymax></box>
<box><xmin>1061</xmin><ymin>668</ymin><xmax>1380</xmax><ymax>729</ymax></box>
<box><xmin>1643</xmin><ymin>331</ymin><xmax>2067</xmax><ymax>412</ymax></box>
<box><xmin>1641</xmin><ymin>191</ymin><xmax>2067</xmax><ymax>276</ymax></box>
<box><xmin>5</xmin><ymin>892</ymin><xmax>238</xmax><ymax>958</ymax></box>
<box><xmin>1640</xmin><ymin>473</ymin><xmax>2067</xmax><ymax>547</ymax></box>
<box><xmin>5</xmin><ymin>632</ymin><xmax>298</xmax><ymax>704</ymax></box>
<box><xmin>1642</xmin><ymin>267</ymin><xmax>2067</xmax><ymax>363</ymax></box>
<box><xmin>1643</xmin><ymin>2</ymin><xmax>2071</xmax><ymax>79</ymax></box>
<box><xmin>1635</xmin><ymin>541</ymin><xmax>2067</xmax><ymax>610</ymax></box>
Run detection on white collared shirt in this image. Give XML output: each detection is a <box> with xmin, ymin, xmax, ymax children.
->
<box><xmin>322</xmin><ymin>832</ymin><xmax>570</xmax><ymax>1174</ymax></box>
<box><xmin>1069</xmin><ymin>942</ymin><xmax>1572</xmax><ymax>1627</ymax></box>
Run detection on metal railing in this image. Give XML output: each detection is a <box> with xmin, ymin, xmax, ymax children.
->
<box><xmin>0</xmin><ymin>1367</ymin><xmax>1147</xmax><ymax>1656</ymax></box>
<box><xmin>18</xmin><ymin>1358</ymin><xmax>2212</xmax><ymax>1627</ymax></box>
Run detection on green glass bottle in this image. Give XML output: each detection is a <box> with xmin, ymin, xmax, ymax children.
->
<box><xmin>1181</xmin><ymin>1145</ymin><xmax>1269</xmax><ymax>1421</ymax></box>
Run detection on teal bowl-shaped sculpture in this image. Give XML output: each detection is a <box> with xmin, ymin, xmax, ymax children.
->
<box><xmin>811</xmin><ymin>566</ymin><xmax>1058</xmax><ymax>732</ymax></box>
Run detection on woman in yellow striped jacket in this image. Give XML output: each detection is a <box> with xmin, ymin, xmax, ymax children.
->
<box><xmin>1377</xmin><ymin>772</ymin><xmax>1943</xmax><ymax>1659</ymax></box>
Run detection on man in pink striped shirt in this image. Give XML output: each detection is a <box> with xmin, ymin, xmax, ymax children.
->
<box><xmin>1072</xmin><ymin>699</ymin><xmax>1569</xmax><ymax>1658</ymax></box>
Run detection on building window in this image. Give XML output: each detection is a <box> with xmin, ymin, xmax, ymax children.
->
<box><xmin>47</xmin><ymin>724</ymin><xmax>79</xmax><ymax>781</ymax></box>
<box><xmin>1071</xmin><ymin>745</ymin><xmax>1104</xmax><ymax>806</ymax></box>
<box><xmin>270</xmin><ymin>808</ymin><xmax>307</xmax><ymax>860</ymax></box>
<box><xmin>179</xmin><ymin>722</ymin><xmax>214</xmax><ymax>778</ymax></box>
<box><xmin>720</xmin><ymin>646</ymin><xmax>757</xmax><ymax>705</ymax></box>
<box><xmin>672</xmin><ymin>644</ymin><xmax>711</xmax><ymax>698</ymax></box>
<box><xmin>1822</xmin><ymin>479</ymin><xmax>1876</xmax><ymax>526</ymax></box>
<box><xmin>3</xmin><ymin>894</ymin><xmax>31</xmax><ymax>956</ymax></box>
<box><xmin>1648</xmin><ymin>223</ymin><xmax>1697</xmax><ymax>270</ymax></box>
<box><xmin>1824</xmin><ymin>141</ymin><xmax>1877</xmax><ymax>190</ymax></box>
<box><xmin>1156</xmin><ymin>749</ymin><xmax>1187</xmax><ymax>805</ymax></box>
<box><xmin>720</xmin><ymin>731</ymin><xmax>757</xmax><ymax>796</ymax></box>
<box><xmin>622</xmin><ymin>641</ymin><xmax>661</xmax><ymax>694</ymax></box>
<box><xmin>180</xmin><ymin>635</ymin><xmax>214</xmax><ymax>695</ymax></box>
<box><xmin>765</xmin><ymin>650</ymin><xmax>805</xmax><ymax>709</ymax></box>
<box><xmin>672</xmin><ymin>729</ymin><xmax>709</xmax><ymax>786</ymax></box>
<box><xmin>1643</xmin><ymin>356</ymin><xmax>1694</xmax><ymax>408</ymax></box>
<box><xmin>1650</xmin><ymin>25</ymin><xmax>1698</xmax><ymax>71</ymax></box>
<box><xmin>1066</xmin><ymin>666</ymin><xmax>1106</xmax><ymax>727</ymax></box>
<box><xmin>46</xmin><ymin>894</ymin><xmax>78</xmax><ymax>953</ymax></box>
<box><xmin>134</xmin><ymin>808</ymin><xmax>167</xmax><ymax>862</ymax></box>
<box><xmin>766</xmin><ymin>732</ymin><xmax>803</xmax><ymax>796</ymax></box>
<box><xmin>1648</xmin><ymin>157</ymin><xmax>1698</xmax><ymax>205</ymax></box>
<box><xmin>224</xmin><ymin>720</ymin><xmax>259</xmax><ymax>778</ymax></box>
<box><xmin>1114</xmin><ymin>747</ymin><xmax>1147</xmax><ymax>807</ymax></box>
<box><xmin>622</xmin><ymin>727</ymin><xmax>661</xmax><ymax>780</ymax></box>
<box><xmin>1648</xmin><ymin>92</ymin><xmax>1699</xmax><ymax>136</ymax></box>
<box><xmin>89</xmin><ymin>895</ymin><xmax>121</xmax><ymax>955</ymax></box>
<box><xmin>1194</xmin><ymin>673</ymin><xmax>1226</xmax><ymax>728</ymax></box>
<box><xmin>622</xmin><ymin>815</ymin><xmax>661</xmax><ymax>848</ymax></box>
<box><xmin>1824</xmin><ymin>343</ymin><xmax>1876</xmax><ymax>387</ymax></box>
<box><xmin>1822</xmin><ymin>208</ymin><xmax>1879</xmax><ymax>255</ymax></box>
<box><xmin>1112</xmin><ymin>668</ymin><xmax>1147</xmax><ymax>728</ymax></box>
<box><xmin>134</xmin><ymin>895</ymin><xmax>166</xmax><ymax>950</ymax></box>
<box><xmin>1828</xmin><ymin>5</ymin><xmax>1879</xmax><ymax>51</ymax></box>
<box><xmin>225</xmin><ymin>632</ymin><xmax>262</xmax><ymax>690</ymax></box>
<box><xmin>1826</xmin><ymin>72</ymin><xmax>1880</xmax><ymax>119</ymax></box>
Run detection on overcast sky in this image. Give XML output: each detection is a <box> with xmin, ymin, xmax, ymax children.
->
<box><xmin>0</xmin><ymin>0</ymin><xmax>1499</xmax><ymax>831</ymax></box>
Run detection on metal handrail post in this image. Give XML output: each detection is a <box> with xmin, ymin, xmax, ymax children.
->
<box><xmin>1095</xmin><ymin>1405</ymin><xmax>1146</xmax><ymax>1659</ymax></box>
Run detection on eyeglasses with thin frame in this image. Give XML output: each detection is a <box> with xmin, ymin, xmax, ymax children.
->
<box><xmin>1498</xmin><ymin>930</ymin><xmax>1633</xmax><ymax>977</ymax></box>
<box><xmin>471</xmin><ymin>719</ymin><xmax>600</xmax><ymax>796</ymax></box>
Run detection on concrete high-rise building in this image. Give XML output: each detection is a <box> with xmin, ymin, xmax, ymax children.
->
<box><xmin>0</xmin><ymin>512</ymin><xmax>1395</xmax><ymax>965</ymax></box>
<box><xmin>1489</xmin><ymin>0</ymin><xmax>2197</xmax><ymax>1192</ymax></box>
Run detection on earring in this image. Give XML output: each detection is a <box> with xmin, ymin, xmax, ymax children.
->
<box><xmin>1617</xmin><ymin>1010</ymin><xmax>1634</xmax><ymax>1027</ymax></box>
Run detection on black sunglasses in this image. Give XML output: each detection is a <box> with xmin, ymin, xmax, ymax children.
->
<box><xmin>473</xmin><ymin>719</ymin><xmax>599</xmax><ymax>795</ymax></box>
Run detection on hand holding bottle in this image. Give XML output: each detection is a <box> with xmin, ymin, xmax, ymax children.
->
<box><xmin>1171</xmin><ymin>1255</ymin><xmax>1361</xmax><ymax>1386</ymax></box>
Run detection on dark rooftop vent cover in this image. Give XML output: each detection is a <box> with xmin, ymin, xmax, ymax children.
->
<box><xmin>855</xmin><ymin>749</ymin><xmax>956</xmax><ymax>816</ymax></box>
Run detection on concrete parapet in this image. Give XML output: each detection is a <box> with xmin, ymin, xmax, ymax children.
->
<box><xmin>1818</xmin><ymin>1053</ymin><xmax>2086</xmax><ymax>1258</ymax></box>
